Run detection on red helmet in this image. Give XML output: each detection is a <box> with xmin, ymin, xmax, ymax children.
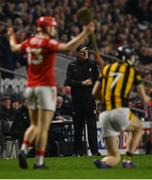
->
<box><xmin>37</xmin><ymin>16</ymin><xmax>57</xmax><ymax>28</ymax></box>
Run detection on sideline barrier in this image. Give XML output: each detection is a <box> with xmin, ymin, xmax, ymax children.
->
<box><xmin>94</xmin><ymin>121</ymin><xmax>152</xmax><ymax>155</ymax></box>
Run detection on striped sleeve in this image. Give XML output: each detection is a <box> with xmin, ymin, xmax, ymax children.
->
<box><xmin>98</xmin><ymin>64</ymin><xmax>110</xmax><ymax>81</ymax></box>
<box><xmin>134</xmin><ymin>69</ymin><xmax>142</xmax><ymax>85</ymax></box>
<box><xmin>98</xmin><ymin>72</ymin><xmax>103</xmax><ymax>81</ymax></box>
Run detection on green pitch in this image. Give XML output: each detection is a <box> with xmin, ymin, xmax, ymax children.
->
<box><xmin>0</xmin><ymin>155</ymin><xmax>152</xmax><ymax>179</ymax></box>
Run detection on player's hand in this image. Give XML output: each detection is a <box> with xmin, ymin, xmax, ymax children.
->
<box><xmin>84</xmin><ymin>22</ymin><xmax>95</xmax><ymax>33</ymax></box>
<box><xmin>7</xmin><ymin>27</ymin><xmax>14</xmax><ymax>37</ymax></box>
<box><xmin>82</xmin><ymin>79</ymin><xmax>92</xmax><ymax>86</ymax></box>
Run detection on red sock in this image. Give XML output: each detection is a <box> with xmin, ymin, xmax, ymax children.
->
<box><xmin>36</xmin><ymin>150</ymin><xmax>45</xmax><ymax>156</ymax></box>
<box><xmin>21</xmin><ymin>140</ymin><xmax>31</xmax><ymax>154</ymax></box>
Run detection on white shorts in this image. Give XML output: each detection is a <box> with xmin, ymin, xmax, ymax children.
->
<box><xmin>25</xmin><ymin>86</ymin><xmax>57</xmax><ymax>111</ymax></box>
<box><xmin>98</xmin><ymin>108</ymin><xmax>131</xmax><ymax>138</ymax></box>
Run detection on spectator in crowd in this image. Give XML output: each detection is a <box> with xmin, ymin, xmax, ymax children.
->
<box><xmin>8</xmin><ymin>15</ymin><xmax>95</xmax><ymax>169</ymax></box>
<box><xmin>11</xmin><ymin>95</ymin><xmax>20</xmax><ymax>110</ymax></box>
<box><xmin>57</xmin><ymin>86</ymin><xmax>73</xmax><ymax>117</ymax></box>
<box><xmin>48</xmin><ymin>94</ymin><xmax>74</xmax><ymax>157</ymax></box>
<box><xmin>9</xmin><ymin>94</ymin><xmax>21</xmax><ymax>121</ymax></box>
<box><xmin>11</xmin><ymin>98</ymin><xmax>30</xmax><ymax>146</ymax></box>
<box><xmin>0</xmin><ymin>24</ymin><xmax>18</xmax><ymax>79</ymax></box>
<box><xmin>51</xmin><ymin>95</ymin><xmax>72</xmax><ymax>144</ymax></box>
<box><xmin>0</xmin><ymin>109</ymin><xmax>5</xmax><ymax>158</ymax></box>
<box><xmin>0</xmin><ymin>95</ymin><xmax>15</xmax><ymax>158</ymax></box>
<box><xmin>92</xmin><ymin>46</ymin><xmax>152</xmax><ymax>168</ymax></box>
<box><xmin>66</xmin><ymin>44</ymin><xmax>100</xmax><ymax>156</ymax></box>
<box><xmin>54</xmin><ymin>96</ymin><xmax>67</xmax><ymax>121</ymax></box>
<box><xmin>0</xmin><ymin>95</ymin><xmax>14</xmax><ymax>137</ymax></box>
<box><xmin>47</xmin><ymin>96</ymin><xmax>67</xmax><ymax>157</ymax></box>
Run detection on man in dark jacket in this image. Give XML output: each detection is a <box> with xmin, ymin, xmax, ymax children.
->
<box><xmin>11</xmin><ymin>98</ymin><xmax>30</xmax><ymax>146</ymax></box>
<box><xmin>66</xmin><ymin>44</ymin><xmax>100</xmax><ymax>156</ymax></box>
<box><xmin>0</xmin><ymin>117</ymin><xmax>5</xmax><ymax>158</ymax></box>
<box><xmin>0</xmin><ymin>95</ymin><xmax>14</xmax><ymax>136</ymax></box>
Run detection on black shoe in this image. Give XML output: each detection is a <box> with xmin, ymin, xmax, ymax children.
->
<box><xmin>33</xmin><ymin>164</ymin><xmax>48</xmax><ymax>169</ymax></box>
<box><xmin>18</xmin><ymin>151</ymin><xmax>28</xmax><ymax>169</ymax></box>
<box><xmin>94</xmin><ymin>159</ymin><xmax>112</xmax><ymax>169</ymax></box>
<box><xmin>122</xmin><ymin>161</ymin><xmax>135</xmax><ymax>168</ymax></box>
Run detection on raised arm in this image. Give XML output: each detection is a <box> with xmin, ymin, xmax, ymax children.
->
<box><xmin>92</xmin><ymin>80</ymin><xmax>101</xmax><ymax>100</ymax></box>
<box><xmin>7</xmin><ymin>27</ymin><xmax>22</xmax><ymax>52</ymax></box>
<box><xmin>58</xmin><ymin>22</ymin><xmax>95</xmax><ymax>52</ymax></box>
<box><xmin>136</xmin><ymin>84</ymin><xmax>151</xmax><ymax>105</ymax></box>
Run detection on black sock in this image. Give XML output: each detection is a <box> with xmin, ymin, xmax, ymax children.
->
<box><xmin>124</xmin><ymin>151</ymin><xmax>133</xmax><ymax>161</ymax></box>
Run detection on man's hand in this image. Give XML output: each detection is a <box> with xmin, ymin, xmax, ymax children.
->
<box><xmin>6</xmin><ymin>26</ymin><xmax>22</xmax><ymax>52</ymax></box>
<box><xmin>7</xmin><ymin>27</ymin><xmax>14</xmax><ymax>38</ymax></box>
<box><xmin>84</xmin><ymin>22</ymin><xmax>95</xmax><ymax>34</ymax></box>
<box><xmin>82</xmin><ymin>79</ymin><xmax>92</xmax><ymax>86</ymax></box>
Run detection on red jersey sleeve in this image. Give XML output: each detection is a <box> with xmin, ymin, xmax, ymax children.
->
<box><xmin>47</xmin><ymin>39</ymin><xmax>60</xmax><ymax>51</ymax></box>
<box><xmin>21</xmin><ymin>39</ymin><xmax>30</xmax><ymax>51</ymax></box>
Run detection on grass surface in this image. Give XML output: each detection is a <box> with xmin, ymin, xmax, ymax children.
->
<box><xmin>0</xmin><ymin>155</ymin><xmax>152</xmax><ymax>179</ymax></box>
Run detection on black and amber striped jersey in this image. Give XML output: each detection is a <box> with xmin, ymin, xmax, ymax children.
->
<box><xmin>98</xmin><ymin>61</ymin><xmax>142</xmax><ymax>110</ymax></box>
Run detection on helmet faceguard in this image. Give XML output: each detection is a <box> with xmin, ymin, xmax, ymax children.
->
<box><xmin>116</xmin><ymin>46</ymin><xmax>138</xmax><ymax>65</ymax></box>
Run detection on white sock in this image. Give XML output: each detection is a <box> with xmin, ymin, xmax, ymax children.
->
<box><xmin>35</xmin><ymin>155</ymin><xmax>44</xmax><ymax>166</ymax></box>
<box><xmin>21</xmin><ymin>144</ymin><xmax>28</xmax><ymax>154</ymax></box>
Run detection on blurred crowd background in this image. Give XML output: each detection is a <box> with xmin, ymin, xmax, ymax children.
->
<box><xmin>0</xmin><ymin>0</ymin><xmax>152</xmax><ymax>73</ymax></box>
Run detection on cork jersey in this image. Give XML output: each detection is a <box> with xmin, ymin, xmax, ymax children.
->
<box><xmin>21</xmin><ymin>36</ymin><xmax>60</xmax><ymax>87</ymax></box>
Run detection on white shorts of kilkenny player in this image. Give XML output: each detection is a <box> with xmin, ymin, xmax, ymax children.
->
<box><xmin>98</xmin><ymin>107</ymin><xmax>130</xmax><ymax>138</ymax></box>
<box><xmin>25</xmin><ymin>86</ymin><xmax>57</xmax><ymax>111</ymax></box>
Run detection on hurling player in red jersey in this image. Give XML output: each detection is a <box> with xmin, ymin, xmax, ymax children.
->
<box><xmin>8</xmin><ymin>16</ymin><xmax>95</xmax><ymax>169</ymax></box>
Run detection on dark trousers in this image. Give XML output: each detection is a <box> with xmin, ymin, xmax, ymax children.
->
<box><xmin>72</xmin><ymin>98</ymin><xmax>98</xmax><ymax>155</ymax></box>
